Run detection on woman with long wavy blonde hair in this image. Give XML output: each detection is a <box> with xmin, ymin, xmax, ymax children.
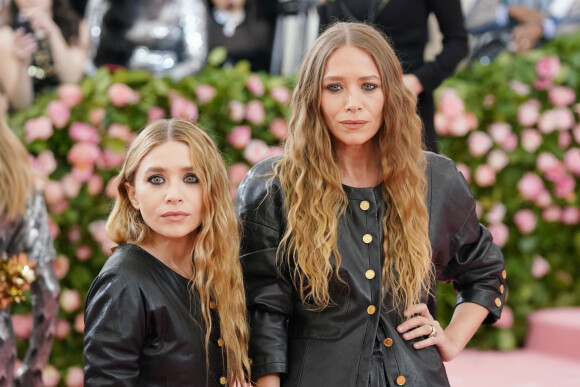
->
<box><xmin>236</xmin><ymin>22</ymin><xmax>506</xmax><ymax>386</ymax></box>
<box><xmin>84</xmin><ymin>118</ymin><xmax>250</xmax><ymax>385</ymax></box>
<box><xmin>0</xmin><ymin>89</ymin><xmax>59</xmax><ymax>386</ymax></box>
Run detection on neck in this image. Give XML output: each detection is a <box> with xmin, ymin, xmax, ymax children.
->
<box><xmin>334</xmin><ymin>142</ymin><xmax>382</xmax><ymax>188</ymax></box>
<box><xmin>139</xmin><ymin>237</ymin><xmax>195</xmax><ymax>279</ymax></box>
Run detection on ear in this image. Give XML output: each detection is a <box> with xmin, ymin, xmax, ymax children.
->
<box><xmin>125</xmin><ymin>181</ymin><xmax>140</xmax><ymax>210</ymax></box>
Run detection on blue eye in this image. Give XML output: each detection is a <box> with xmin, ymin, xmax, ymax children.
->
<box><xmin>326</xmin><ymin>84</ymin><xmax>342</xmax><ymax>92</ymax></box>
<box><xmin>363</xmin><ymin>83</ymin><xmax>378</xmax><ymax>91</ymax></box>
<box><xmin>184</xmin><ymin>174</ymin><xmax>198</xmax><ymax>184</ymax></box>
<box><xmin>148</xmin><ymin>175</ymin><xmax>165</xmax><ymax>185</ymax></box>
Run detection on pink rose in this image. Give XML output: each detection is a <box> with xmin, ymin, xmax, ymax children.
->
<box><xmin>508</xmin><ymin>80</ymin><xmax>531</xmax><ymax>95</ymax></box>
<box><xmin>195</xmin><ymin>84</ymin><xmax>216</xmax><ymax>104</ymax></box>
<box><xmin>474</xmin><ymin>164</ymin><xmax>496</xmax><ymax>187</ymax></box>
<box><xmin>108</xmin><ymin>83</ymin><xmax>140</xmax><ymax>106</ymax></box>
<box><xmin>75</xmin><ymin>245</ymin><xmax>92</xmax><ymax>262</ymax></box>
<box><xmin>542</xmin><ymin>205</ymin><xmax>561</xmax><ymax>222</ymax></box>
<box><xmin>488</xmin><ymin>123</ymin><xmax>511</xmax><ymax>144</ymax></box>
<box><xmin>61</xmin><ymin>173</ymin><xmax>82</xmax><ymax>198</ymax></box>
<box><xmin>170</xmin><ymin>94</ymin><xmax>198</xmax><ymax>121</ymax></box>
<box><xmin>517</xmin><ymin>172</ymin><xmax>545</xmax><ymax>200</ymax></box>
<box><xmin>34</xmin><ymin>150</ymin><xmax>57</xmax><ymax>176</ymax></box>
<box><xmin>245</xmin><ymin>100</ymin><xmax>266</xmax><ymax>124</ymax></box>
<box><xmin>12</xmin><ymin>314</ymin><xmax>33</xmax><ymax>339</ymax></box>
<box><xmin>268</xmin><ymin>146</ymin><xmax>284</xmax><ymax>158</ymax></box>
<box><xmin>533</xmin><ymin>189</ymin><xmax>552</xmax><ymax>208</ymax></box>
<box><xmin>65</xmin><ymin>366</ymin><xmax>84</xmax><ymax>387</ymax></box>
<box><xmin>89</xmin><ymin>108</ymin><xmax>106</xmax><ymax>126</ymax></box>
<box><xmin>533</xmin><ymin>77</ymin><xmax>553</xmax><ymax>91</ymax></box>
<box><xmin>60</xmin><ymin>289</ymin><xmax>82</xmax><ymax>312</ymax></box>
<box><xmin>563</xmin><ymin>148</ymin><xmax>580</xmax><ymax>175</ymax></box>
<box><xmin>74</xmin><ymin>313</ymin><xmax>85</xmax><ymax>333</ymax></box>
<box><xmin>520</xmin><ymin>129</ymin><xmax>542</xmax><ymax>152</ymax></box>
<box><xmin>68</xmin><ymin>226</ymin><xmax>81</xmax><ymax>242</ymax></box>
<box><xmin>549</xmin><ymin>86</ymin><xmax>576</xmax><ymax>106</ymax></box>
<box><xmin>228</xmin><ymin>162</ymin><xmax>250</xmax><ymax>185</ymax></box>
<box><xmin>438</xmin><ymin>88</ymin><xmax>465</xmax><ymax>119</ymax></box>
<box><xmin>244</xmin><ymin>139</ymin><xmax>270</xmax><ymax>165</ymax></box>
<box><xmin>55</xmin><ymin>319</ymin><xmax>70</xmax><ymax>339</ymax></box>
<box><xmin>69</xmin><ymin>122</ymin><xmax>100</xmax><ymax>144</ymax></box>
<box><xmin>270</xmin><ymin>86</ymin><xmax>291</xmax><ymax>104</ymax></box>
<box><xmin>48</xmin><ymin>218</ymin><xmax>60</xmax><ymax>239</ymax></box>
<box><xmin>46</xmin><ymin>100</ymin><xmax>71</xmax><ymax>129</ymax></box>
<box><xmin>89</xmin><ymin>220</ymin><xmax>114</xmax><ymax>254</ymax></box>
<box><xmin>553</xmin><ymin>174</ymin><xmax>575</xmax><ymax>198</ymax></box>
<box><xmin>448</xmin><ymin>114</ymin><xmax>470</xmax><ymax>137</ymax></box>
<box><xmin>246</xmin><ymin>74</ymin><xmax>265</xmax><ymax>96</ymax></box>
<box><xmin>434</xmin><ymin>113</ymin><xmax>449</xmax><ymax>136</ymax></box>
<box><xmin>58</xmin><ymin>83</ymin><xmax>83</xmax><ymax>108</ymax></box>
<box><xmin>488</xmin><ymin>223</ymin><xmax>508</xmax><ymax>247</ymax></box>
<box><xmin>43</xmin><ymin>180</ymin><xmax>66</xmax><ymax>207</ymax></box>
<box><xmin>226</xmin><ymin>125</ymin><xmax>252</xmax><ymax>149</ymax></box>
<box><xmin>513</xmin><ymin>209</ymin><xmax>536</xmax><ymax>234</ymax></box>
<box><xmin>487</xmin><ymin>149</ymin><xmax>509</xmax><ymax>171</ymax></box>
<box><xmin>535</xmin><ymin>56</ymin><xmax>561</xmax><ymax>80</ymax></box>
<box><xmin>553</xmin><ymin>107</ymin><xmax>575</xmax><ymax>131</ymax></box>
<box><xmin>87</xmin><ymin>174</ymin><xmax>104</xmax><ymax>195</ymax></box>
<box><xmin>558</xmin><ymin>131</ymin><xmax>572</xmax><ymax>149</ymax></box>
<box><xmin>531</xmin><ymin>256</ymin><xmax>550</xmax><ymax>279</ymax></box>
<box><xmin>105</xmin><ymin>175</ymin><xmax>119</xmax><ymax>199</ymax></box>
<box><xmin>500</xmin><ymin>133</ymin><xmax>518</xmax><ymax>152</ymax></box>
<box><xmin>467</xmin><ymin>131</ymin><xmax>493</xmax><ymax>157</ymax></box>
<box><xmin>493</xmin><ymin>305</ymin><xmax>514</xmax><ymax>329</ymax></box>
<box><xmin>561</xmin><ymin>206</ymin><xmax>580</xmax><ymax>225</ymax></box>
<box><xmin>485</xmin><ymin>203</ymin><xmax>506</xmax><ymax>225</ymax></box>
<box><xmin>537</xmin><ymin>110</ymin><xmax>557</xmax><ymax>133</ymax></box>
<box><xmin>229</xmin><ymin>100</ymin><xmax>246</xmax><ymax>122</ymax></box>
<box><xmin>536</xmin><ymin>152</ymin><xmax>559</xmax><ymax>173</ymax></box>
<box><xmin>147</xmin><ymin>106</ymin><xmax>165</xmax><ymax>121</ymax></box>
<box><xmin>43</xmin><ymin>365</ymin><xmax>61</xmax><ymax>387</ymax></box>
<box><xmin>67</xmin><ymin>142</ymin><xmax>101</xmax><ymax>166</ymax></box>
<box><xmin>465</xmin><ymin>112</ymin><xmax>479</xmax><ymax>131</ymax></box>
<box><xmin>517</xmin><ymin>101</ymin><xmax>540</xmax><ymax>127</ymax></box>
<box><xmin>269</xmin><ymin>118</ymin><xmax>288</xmax><ymax>140</ymax></box>
<box><xmin>24</xmin><ymin>116</ymin><xmax>53</xmax><ymax>143</ymax></box>
<box><xmin>108</xmin><ymin>123</ymin><xmax>131</xmax><ymax>141</ymax></box>
<box><xmin>97</xmin><ymin>149</ymin><xmax>125</xmax><ymax>170</ymax></box>
<box><xmin>455</xmin><ymin>163</ymin><xmax>471</xmax><ymax>183</ymax></box>
<box><xmin>72</xmin><ymin>166</ymin><xmax>94</xmax><ymax>183</ymax></box>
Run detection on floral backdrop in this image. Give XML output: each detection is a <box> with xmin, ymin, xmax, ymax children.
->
<box><xmin>5</xmin><ymin>33</ymin><xmax>580</xmax><ymax>384</ymax></box>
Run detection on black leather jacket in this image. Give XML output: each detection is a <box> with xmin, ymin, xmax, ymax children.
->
<box><xmin>83</xmin><ymin>244</ymin><xmax>225</xmax><ymax>386</ymax></box>
<box><xmin>235</xmin><ymin>153</ymin><xmax>506</xmax><ymax>387</ymax></box>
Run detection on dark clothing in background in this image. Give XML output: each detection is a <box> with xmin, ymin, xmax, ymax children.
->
<box><xmin>318</xmin><ymin>0</ymin><xmax>469</xmax><ymax>153</ymax></box>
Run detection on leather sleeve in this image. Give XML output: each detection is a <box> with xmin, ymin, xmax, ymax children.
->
<box><xmin>427</xmin><ymin>153</ymin><xmax>506</xmax><ymax>324</ymax></box>
<box><xmin>235</xmin><ymin>157</ymin><xmax>294</xmax><ymax>380</ymax></box>
<box><xmin>83</xmin><ymin>269</ymin><xmax>145</xmax><ymax>386</ymax></box>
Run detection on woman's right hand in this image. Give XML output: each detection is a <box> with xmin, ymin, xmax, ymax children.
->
<box><xmin>12</xmin><ymin>28</ymin><xmax>37</xmax><ymax>64</ymax></box>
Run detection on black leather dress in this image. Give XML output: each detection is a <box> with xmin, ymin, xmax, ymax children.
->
<box><xmin>83</xmin><ymin>244</ymin><xmax>225</xmax><ymax>386</ymax></box>
<box><xmin>235</xmin><ymin>152</ymin><xmax>506</xmax><ymax>387</ymax></box>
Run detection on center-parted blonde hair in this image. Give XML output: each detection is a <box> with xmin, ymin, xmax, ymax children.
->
<box><xmin>275</xmin><ymin>22</ymin><xmax>433</xmax><ymax>315</ymax></box>
<box><xmin>106</xmin><ymin>118</ymin><xmax>250</xmax><ymax>383</ymax></box>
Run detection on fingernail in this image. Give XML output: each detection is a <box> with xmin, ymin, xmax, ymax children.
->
<box><xmin>397</xmin><ymin>326</ymin><xmax>403</xmax><ymax>332</ymax></box>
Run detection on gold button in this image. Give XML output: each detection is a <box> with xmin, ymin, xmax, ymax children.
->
<box><xmin>217</xmin><ymin>338</ymin><xmax>224</xmax><ymax>347</ymax></box>
<box><xmin>495</xmin><ymin>297</ymin><xmax>502</xmax><ymax>307</ymax></box>
<box><xmin>360</xmin><ymin>201</ymin><xmax>370</xmax><ymax>211</ymax></box>
<box><xmin>499</xmin><ymin>284</ymin><xmax>504</xmax><ymax>294</ymax></box>
<box><xmin>209</xmin><ymin>301</ymin><xmax>216</xmax><ymax>309</ymax></box>
<box><xmin>365</xmin><ymin>269</ymin><xmax>375</xmax><ymax>279</ymax></box>
<box><xmin>219</xmin><ymin>376</ymin><xmax>227</xmax><ymax>385</ymax></box>
<box><xmin>367</xmin><ymin>305</ymin><xmax>376</xmax><ymax>315</ymax></box>
<box><xmin>383</xmin><ymin>337</ymin><xmax>393</xmax><ymax>347</ymax></box>
<box><xmin>363</xmin><ymin>234</ymin><xmax>373</xmax><ymax>244</ymax></box>
<box><xmin>396</xmin><ymin>375</ymin><xmax>406</xmax><ymax>385</ymax></box>
<box><xmin>502</xmin><ymin>270</ymin><xmax>507</xmax><ymax>279</ymax></box>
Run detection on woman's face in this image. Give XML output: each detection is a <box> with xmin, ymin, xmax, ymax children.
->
<box><xmin>126</xmin><ymin>141</ymin><xmax>203</xmax><ymax>248</ymax></box>
<box><xmin>320</xmin><ymin>45</ymin><xmax>384</xmax><ymax>150</ymax></box>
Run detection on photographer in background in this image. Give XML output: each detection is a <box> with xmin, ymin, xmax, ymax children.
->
<box><xmin>0</xmin><ymin>0</ymin><xmax>88</xmax><ymax>111</ymax></box>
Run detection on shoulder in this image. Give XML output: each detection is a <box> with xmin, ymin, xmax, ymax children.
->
<box><xmin>425</xmin><ymin>151</ymin><xmax>470</xmax><ymax>195</ymax></box>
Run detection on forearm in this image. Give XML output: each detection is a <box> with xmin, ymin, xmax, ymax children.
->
<box><xmin>256</xmin><ymin>374</ymin><xmax>280</xmax><ymax>387</ymax></box>
<box><xmin>47</xmin><ymin>31</ymin><xmax>87</xmax><ymax>83</ymax></box>
<box><xmin>7</xmin><ymin>65</ymin><xmax>35</xmax><ymax>111</ymax></box>
<box><xmin>444</xmin><ymin>302</ymin><xmax>488</xmax><ymax>353</ymax></box>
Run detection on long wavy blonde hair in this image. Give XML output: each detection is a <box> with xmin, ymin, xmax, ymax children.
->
<box><xmin>275</xmin><ymin>22</ymin><xmax>433</xmax><ymax>315</ymax></box>
<box><xmin>106</xmin><ymin>118</ymin><xmax>250</xmax><ymax>383</ymax></box>
<box><xmin>0</xmin><ymin>111</ymin><xmax>34</xmax><ymax>221</ymax></box>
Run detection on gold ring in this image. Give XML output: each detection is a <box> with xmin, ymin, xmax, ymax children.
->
<box><xmin>428</xmin><ymin>325</ymin><xmax>437</xmax><ymax>338</ymax></box>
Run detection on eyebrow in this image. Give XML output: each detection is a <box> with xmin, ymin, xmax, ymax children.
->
<box><xmin>142</xmin><ymin>166</ymin><xmax>194</xmax><ymax>174</ymax></box>
<box><xmin>323</xmin><ymin>75</ymin><xmax>381</xmax><ymax>82</ymax></box>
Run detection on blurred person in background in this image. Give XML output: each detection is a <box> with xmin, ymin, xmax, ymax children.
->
<box><xmin>465</xmin><ymin>0</ymin><xmax>580</xmax><ymax>64</ymax></box>
<box><xmin>0</xmin><ymin>86</ymin><xmax>60</xmax><ymax>386</ymax></box>
<box><xmin>318</xmin><ymin>0</ymin><xmax>469</xmax><ymax>154</ymax></box>
<box><xmin>206</xmin><ymin>0</ymin><xmax>277</xmax><ymax>72</ymax></box>
<box><xmin>85</xmin><ymin>0</ymin><xmax>207</xmax><ymax>80</ymax></box>
<box><xmin>0</xmin><ymin>0</ymin><xmax>88</xmax><ymax>111</ymax></box>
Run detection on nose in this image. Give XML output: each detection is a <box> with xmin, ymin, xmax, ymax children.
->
<box><xmin>345</xmin><ymin>92</ymin><xmax>362</xmax><ymax>111</ymax></box>
<box><xmin>164</xmin><ymin>181</ymin><xmax>184</xmax><ymax>203</ymax></box>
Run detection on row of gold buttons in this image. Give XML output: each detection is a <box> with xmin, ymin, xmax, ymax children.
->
<box><xmin>361</xmin><ymin>200</ymin><xmax>377</xmax><ymax>316</ymax></box>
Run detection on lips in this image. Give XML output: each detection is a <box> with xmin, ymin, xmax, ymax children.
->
<box><xmin>340</xmin><ymin>120</ymin><xmax>368</xmax><ymax>129</ymax></box>
<box><xmin>161</xmin><ymin>211</ymin><xmax>189</xmax><ymax>221</ymax></box>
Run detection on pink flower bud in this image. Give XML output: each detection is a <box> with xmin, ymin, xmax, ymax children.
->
<box><xmin>531</xmin><ymin>256</ymin><xmax>550</xmax><ymax>278</ymax></box>
<box><xmin>513</xmin><ymin>209</ymin><xmax>536</xmax><ymax>234</ymax></box>
<box><xmin>46</xmin><ymin>100</ymin><xmax>70</xmax><ymax>129</ymax></box>
<box><xmin>58</xmin><ymin>83</ymin><xmax>83</xmax><ymax>108</ymax></box>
